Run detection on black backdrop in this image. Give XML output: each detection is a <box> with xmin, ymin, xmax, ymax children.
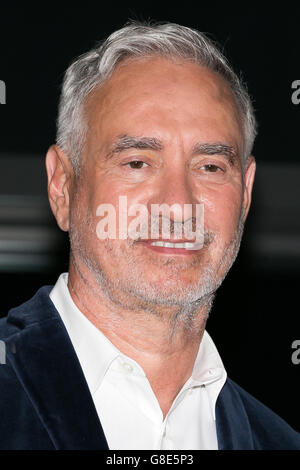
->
<box><xmin>0</xmin><ymin>5</ymin><xmax>299</xmax><ymax>433</ymax></box>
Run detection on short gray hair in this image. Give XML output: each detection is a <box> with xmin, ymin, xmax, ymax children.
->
<box><xmin>56</xmin><ymin>21</ymin><xmax>257</xmax><ymax>174</ymax></box>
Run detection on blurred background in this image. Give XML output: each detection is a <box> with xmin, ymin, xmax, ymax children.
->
<box><xmin>0</xmin><ymin>5</ymin><xmax>299</xmax><ymax>432</ymax></box>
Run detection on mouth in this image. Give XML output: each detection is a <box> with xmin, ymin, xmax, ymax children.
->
<box><xmin>138</xmin><ymin>239</ymin><xmax>203</xmax><ymax>255</ymax></box>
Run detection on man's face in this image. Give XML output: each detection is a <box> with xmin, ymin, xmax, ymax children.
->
<box><xmin>68</xmin><ymin>57</ymin><xmax>254</xmax><ymax>308</ymax></box>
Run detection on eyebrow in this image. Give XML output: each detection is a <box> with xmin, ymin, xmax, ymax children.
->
<box><xmin>191</xmin><ymin>142</ymin><xmax>238</xmax><ymax>167</ymax></box>
<box><xmin>105</xmin><ymin>134</ymin><xmax>163</xmax><ymax>160</ymax></box>
<box><xmin>105</xmin><ymin>134</ymin><xmax>238</xmax><ymax>166</ymax></box>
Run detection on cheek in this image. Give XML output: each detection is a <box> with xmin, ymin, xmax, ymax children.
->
<box><xmin>91</xmin><ymin>177</ymin><xmax>154</xmax><ymax>223</ymax></box>
<box><xmin>89</xmin><ymin>183</ymin><xmax>149</xmax><ymax>248</ymax></box>
<box><xmin>203</xmin><ymin>184</ymin><xmax>243</xmax><ymax>238</ymax></box>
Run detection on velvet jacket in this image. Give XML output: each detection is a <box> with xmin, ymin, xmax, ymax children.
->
<box><xmin>0</xmin><ymin>286</ymin><xmax>299</xmax><ymax>450</ymax></box>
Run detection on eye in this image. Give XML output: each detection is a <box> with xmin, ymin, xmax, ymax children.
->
<box><xmin>201</xmin><ymin>164</ymin><xmax>223</xmax><ymax>173</ymax></box>
<box><xmin>126</xmin><ymin>160</ymin><xmax>149</xmax><ymax>169</ymax></box>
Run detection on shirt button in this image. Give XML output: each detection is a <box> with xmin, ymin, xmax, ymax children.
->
<box><xmin>122</xmin><ymin>362</ymin><xmax>133</xmax><ymax>373</ymax></box>
<box><xmin>162</xmin><ymin>428</ymin><xmax>166</xmax><ymax>438</ymax></box>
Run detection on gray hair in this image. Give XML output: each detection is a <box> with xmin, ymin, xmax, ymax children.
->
<box><xmin>56</xmin><ymin>21</ymin><xmax>257</xmax><ymax>175</ymax></box>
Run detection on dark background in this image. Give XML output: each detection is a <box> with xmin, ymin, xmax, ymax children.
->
<box><xmin>0</xmin><ymin>6</ymin><xmax>299</xmax><ymax>432</ymax></box>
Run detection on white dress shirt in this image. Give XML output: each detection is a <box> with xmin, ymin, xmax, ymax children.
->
<box><xmin>49</xmin><ymin>273</ymin><xmax>227</xmax><ymax>450</ymax></box>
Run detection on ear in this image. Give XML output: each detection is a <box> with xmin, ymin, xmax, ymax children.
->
<box><xmin>242</xmin><ymin>156</ymin><xmax>256</xmax><ymax>223</ymax></box>
<box><xmin>45</xmin><ymin>145</ymin><xmax>74</xmax><ymax>232</ymax></box>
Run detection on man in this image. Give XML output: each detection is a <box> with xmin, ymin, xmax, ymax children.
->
<box><xmin>0</xmin><ymin>21</ymin><xmax>299</xmax><ymax>450</ymax></box>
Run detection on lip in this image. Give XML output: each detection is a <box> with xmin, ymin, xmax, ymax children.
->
<box><xmin>141</xmin><ymin>238</ymin><xmax>201</xmax><ymax>243</ymax></box>
<box><xmin>138</xmin><ymin>239</ymin><xmax>203</xmax><ymax>255</ymax></box>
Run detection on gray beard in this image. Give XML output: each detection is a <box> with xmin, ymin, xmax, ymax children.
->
<box><xmin>69</xmin><ymin>207</ymin><xmax>245</xmax><ymax>333</ymax></box>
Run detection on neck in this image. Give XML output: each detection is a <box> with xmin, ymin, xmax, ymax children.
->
<box><xmin>67</xmin><ymin>254</ymin><xmax>214</xmax><ymax>417</ymax></box>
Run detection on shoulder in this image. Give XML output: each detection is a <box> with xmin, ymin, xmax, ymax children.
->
<box><xmin>0</xmin><ymin>286</ymin><xmax>57</xmax><ymax>449</ymax></box>
<box><xmin>218</xmin><ymin>377</ymin><xmax>300</xmax><ymax>450</ymax></box>
<box><xmin>0</xmin><ymin>284</ymin><xmax>52</xmax><ymax>369</ymax></box>
<box><xmin>0</xmin><ymin>285</ymin><xmax>55</xmax><ymax>380</ymax></box>
<box><xmin>0</xmin><ymin>285</ymin><xmax>54</xmax><ymax>337</ymax></box>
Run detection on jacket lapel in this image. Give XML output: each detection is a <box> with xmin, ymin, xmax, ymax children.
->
<box><xmin>215</xmin><ymin>378</ymin><xmax>255</xmax><ymax>450</ymax></box>
<box><xmin>6</xmin><ymin>286</ymin><xmax>109</xmax><ymax>450</ymax></box>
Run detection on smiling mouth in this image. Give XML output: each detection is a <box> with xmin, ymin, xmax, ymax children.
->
<box><xmin>149</xmin><ymin>240</ymin><xmax>203</xmax><ymax>250</ymax></box>
<box><xmin>138</xmin><ymin>239</ymin><xmax>204</xmax><ymax>254</ymax></box>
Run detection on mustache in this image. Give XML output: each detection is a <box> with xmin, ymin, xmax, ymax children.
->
<box><xmin>130</xmin><ymin>215</ymin><xmax>215</xmax><ymax>246</ymax></box>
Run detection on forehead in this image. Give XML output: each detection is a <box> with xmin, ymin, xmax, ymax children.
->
<box><xmin>84</xmin><ymin>56</ymin><xmax>243</xmax><ymax>153</ymax></box>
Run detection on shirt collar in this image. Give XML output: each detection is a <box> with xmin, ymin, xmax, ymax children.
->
<box><xmin>189</xmin><ymin>330</ymin><xmax>226</xmax><ymax>386</ymax></box>
<box><xmin>49</xmin><ymin>273</ymin><xmax>227</xmax><ymax>403</ymax></box>
<box><xmin>49</xmin><ymin>273</ymin><xmax>121</xmax><ymax>395</ymax></box>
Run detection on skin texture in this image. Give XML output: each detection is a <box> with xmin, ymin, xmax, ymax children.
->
<box><xmin>46</xmin><ymin>56</ymin><xmax>256</xmax><ymax>417</ymax></box>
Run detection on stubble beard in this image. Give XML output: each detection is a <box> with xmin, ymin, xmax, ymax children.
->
<box><xmin>68</xmin><ymin>200</ymin><xmax>245</xmax><ymax>333</ymax></box>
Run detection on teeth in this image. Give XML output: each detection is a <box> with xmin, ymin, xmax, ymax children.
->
<box><xmin>150</xmin><ymin>241</ymin><xmax>202</xmax><ymax>250</ymax></box>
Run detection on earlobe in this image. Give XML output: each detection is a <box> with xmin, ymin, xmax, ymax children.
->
<box><xmin>45</xmin><ymin>145</ymin><xmax>72</xmax><ymax>232</ymax></box>
<box><xmin>242</xmin><ymin>156</ymin><xmax>256</xmax><ymax>223</ymax></box>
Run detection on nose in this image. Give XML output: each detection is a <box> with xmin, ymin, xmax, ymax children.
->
<box><xmin>149</xmin><ymin>166</ymin><xmax>196</xmax><ymax>223</ymax></box>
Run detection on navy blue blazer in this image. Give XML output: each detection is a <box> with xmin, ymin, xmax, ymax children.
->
<box><xmin>0</xmin><ymin>286</ymin><xmax>299</xmax><ymax>450</ymax></box>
